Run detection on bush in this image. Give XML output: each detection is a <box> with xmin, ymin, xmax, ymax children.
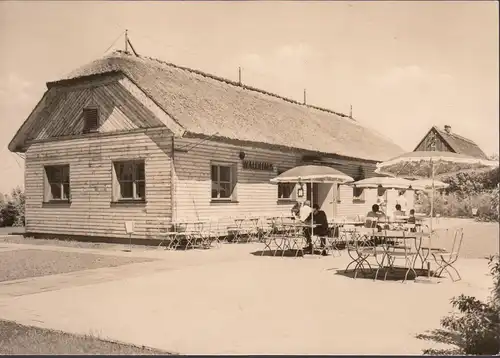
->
<box><xmin>0</xmin><ymin>186</ymin><xmax>25</xmax><ymax>227</ymax></box>
<box><xmin>417</xmin><ymin>255</ymin><xmax>500</xmax><ymax>355</ymax></box>
<box><xmin>415</xmin><ymin>190</ymin><xmax>499</xmax><ymax>222</ymax></box>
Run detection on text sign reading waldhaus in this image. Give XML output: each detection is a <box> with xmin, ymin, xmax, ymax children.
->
<box><xmin>242</xmin><ymin>160</ymin><xmax>274</xmax><ymax>172</ymax></box>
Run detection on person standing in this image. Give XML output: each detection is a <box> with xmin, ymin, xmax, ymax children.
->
<box><xmin>396</xmin><ymin>190</ymin><xmax>408</xmax><ymax>214</ymax></box>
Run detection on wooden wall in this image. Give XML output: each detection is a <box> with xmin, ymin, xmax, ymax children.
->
<box><xmin>24</xmin><ymin>130</ymin><xmax>173</xmax><ymax>239</ymax></box>
<box><xmin>172</xmin><ymin>138</ymin><xmax>300</xmax><ymax>233</ymax></box>
<box><xmin>173</xmin><ymin>139</ymin><xmax>384</xmax><ymax>230</ymax></box>
<box><xmin>415</xmin><ymin>129</ymin><xmax>454</xmax><ymax>153</ymax></box>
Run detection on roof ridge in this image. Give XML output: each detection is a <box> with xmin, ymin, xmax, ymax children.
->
<box><xmin>111</xmin><ymin>50</ymin><xmax>356</xmax><ymax>122</ymax></box>
<box><xmin>434</xmin><ymin>126</ymin><xmax>478</xmax><ymax>145</ymax></box>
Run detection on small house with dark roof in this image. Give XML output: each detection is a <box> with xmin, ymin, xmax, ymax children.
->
<box><xmin>414</xmin><ymin>125</ymin><xmax>488</xmax><ymax>159</ymax></box>
<box><xmin>8</xmin><ymin>50</ymin><xmax>406</xmax><ymax>242</ymax></box>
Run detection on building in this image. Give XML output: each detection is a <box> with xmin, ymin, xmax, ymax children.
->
<box><xmin>8</xmin><ymin>50</ymin><xmax>406</xmax><ymax>241</ymax></box>
<box><xmin>414</xmin><ymin>125</ymin><xmax>488</xmax><ymax>159</ymax></box>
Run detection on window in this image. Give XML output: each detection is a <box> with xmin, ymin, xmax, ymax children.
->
<box><xmin>277</xmin><ymin>169</ymin><xmax>295</xmax><ymax>201</ymax></box>
<box><xmin>44</xmin><ymin>165</ymin><xmax>70</xmax><ymax>201</ymax></box>
<box><xmin>211</xmin><ymin>164</ymin><xmax>236</xmax><ymax>200</ymax></box>
<box><xmin>377</xmin><ymin>187</ymin><xmax>387</xmax><ymax>200</ymax></box>
<box><xmin>113</xmin><ymin>160</ymin><xmax>145</xmax><ymax>201</ymax></box>
<box><xmin>352</xmin><ymin>187</ymin><xmax>365</xmax><ymax>202</ymax></box>
<box><xmin>83</xmin><ymin>107</ymin><xmax>99</xmax><ymax>133</ymax></box>
<box><xmin>336</xmin><ymin>184</ymin><xmax>342</xmax><ymax>203</ymax></box>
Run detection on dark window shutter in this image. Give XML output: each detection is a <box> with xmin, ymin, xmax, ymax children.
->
<box><xmin>83</xmin><ymin>108</ymin><xmax>99</xmax><ymax>133</ymax></box>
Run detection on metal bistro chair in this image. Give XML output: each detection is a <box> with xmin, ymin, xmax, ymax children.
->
<box><xmin>344</xmin><ymin>227</ymin><xmax>376</xmax><ymax>278</ymax></box>
<box><xmin>288</xmin><ymin>223</ymin><xmax>306</xmax><ymax>258</ymax></box>
<box><xmin>171</xmin><ymin>221</ymin><xmax>189</xmax><ymax>250</ymax></box>
<box><xmin>260</xmin><ymin>218</ymin><xmax>283</xmax><ymax>256</ymax></box>
<box><xmin>432</xmin><ymin>228</ymin><xmax>464</xmax><ymax>282</ymax></box>
<box><xmin>377</xmin><ymin>230</ymin><xmax>418</xmax><ymax>283</ymax></box>
<box><xmin>156</xmin><ymin>217</ymin><xmax>175</xmax><ymax>249</ymax></box>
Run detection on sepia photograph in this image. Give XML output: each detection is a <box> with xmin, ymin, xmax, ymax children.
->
<box><xmin>0</xmin><ymin>0</ymin><xmax>498</xmax><ymax>355</ymax></box>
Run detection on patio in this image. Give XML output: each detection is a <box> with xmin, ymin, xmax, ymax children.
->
<box><xmin>0</xmin><ymin>229</ymin><xmax>494</xmax><ymax>355</ymax></box>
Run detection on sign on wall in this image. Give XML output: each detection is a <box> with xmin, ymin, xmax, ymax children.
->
<box><xmin>242</xmin><ymin>160</ymin><xmax>276</xmax><ymax>172</ymax></box>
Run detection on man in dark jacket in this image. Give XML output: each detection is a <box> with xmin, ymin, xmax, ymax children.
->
<box><xmin>304</xmin><ymin>204</ymin><xmax>329</xmax><ymax>254</ymax></box>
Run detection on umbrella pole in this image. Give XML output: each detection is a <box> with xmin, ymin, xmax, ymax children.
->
<box><xmin>428</xmin><ymin>160</ymin><xmax>435</xmax><ymax>278</ymax></box>
<box><xmin>311</xmin><ymin>179</ymin><xmax>314</xmax><ymax>254</ymax></box>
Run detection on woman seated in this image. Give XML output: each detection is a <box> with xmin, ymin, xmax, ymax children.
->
<box><xmin>393</xmin><ymin>204</ymin><xmax>405</xmax><ymax>217</ymax></box>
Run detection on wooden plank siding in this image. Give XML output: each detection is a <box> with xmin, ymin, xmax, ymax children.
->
<box><xmin>415</xmin><ymin>128</ymin><xmax>454</xmax><ymax>153</ymax></box>
<box><xmin>173</xmin><ymin>138</ymin><xmax>387</xmax><ymax>232</ymax></box>
<box><xmin>24</xmin><ymin>130</ymin><xmax>173</xmax><ymax>240</ymax></box>
<box><xmin>172</xmin><ymin>138</ymin><xmax>301</xmax><ymax>234</ymax></box>
<box><xmin>31</xmin><ymin>81</ymin><xmax>164</xmax><ymax>141</ymax></box>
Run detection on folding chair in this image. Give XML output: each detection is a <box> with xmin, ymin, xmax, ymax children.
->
<box><xmin>432</xmin><ymin>228</ymin><xmax>464</xmax><ymax>282</ymax></box>
<box><xmin>345</xmin><ymin>227</ymin><xmax>376</xmax><ymax>278</ymax></box>
<box><xmin>378</xmin><ymin>230</ymin><xmax>418</xmax><ymax>283</ymax></box>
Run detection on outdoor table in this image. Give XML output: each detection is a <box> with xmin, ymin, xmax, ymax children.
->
<box><xmin>246</xmin><ymin>217</ymin><xmax>261</xmax><ymax>242</ymax></box>
<box><xmin>277</xmin><ymin>222</ymin><xmax>319</xmax><ymax>255</ymax></box>
<box><xmin>370</xmin><ymin>231</ymin><xmax>427</xmax><ymax>280</ymax></box>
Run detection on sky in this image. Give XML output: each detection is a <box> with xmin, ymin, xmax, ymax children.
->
<box><xmin>0</xmin><ymin>1</ymin><xmax>498</xmax><ymax>194</ymax></box>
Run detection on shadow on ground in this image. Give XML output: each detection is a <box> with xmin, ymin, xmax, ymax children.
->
<box><xmin>333</xmin><ymin>267</ymin><xmax>435</xmax><ymax>282</ymax></box>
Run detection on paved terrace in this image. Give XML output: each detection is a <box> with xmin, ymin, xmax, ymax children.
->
<box><xmin>0</xmin><ymin>226</ymin><xmax>495</xmax><ymax>355</ymax></box>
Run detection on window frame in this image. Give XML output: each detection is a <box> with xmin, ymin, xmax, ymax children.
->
<box><xmin>44</xmin><ymin>164</ymin><xmax>71</xmax><ymax>203</ymax></box>
<box><xmin>277</xmin><ymin>168</ymin><xmax>296</xmax><ymax>202</ymax></box>
<box><xmin>82</xmin><ymin>106</ymin><xmax>99</xmax><ymax>134</ymax></box>
<box><xmin>210</xmin><ymin>162</ymin><xmax>237</xmax><ymax>202</ymax></box>
<box><xmin>112</xmin><ymin>160</ymin><xmax>146</xmax><ymax>202</ymax></box>
<box><xmin>352</xmin><ymin>186</ymin><xmax>365</xmax><ymax>203</ymax></box>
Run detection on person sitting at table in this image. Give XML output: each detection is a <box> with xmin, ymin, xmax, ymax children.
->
<box><xmin>407</xmin><ymin>209</ymin><xmax>416</xmax><ymax>223</ymax></box>
<box><xmin>291</xmin><ymin>202</ymin><xmax>300</xmax><ymax>218</ymax></box>
<box><xmin>303</xmin><ymin>204</ymin><xmax>329</xmax><ymax>255</ymax></box>
<box><xmin>366</xmin><ymin>204</ymin><xmax>386</xmax><ymax>220</ymax></box>
<box><xmin>393</xmin><ymin>204</ymin><xmax>405</xmax><ymax>217</ymax></box>
<box><xmin>299</xmin><ymin>200</ymin><xmax>312</xmax><ymax>222</ymax></box>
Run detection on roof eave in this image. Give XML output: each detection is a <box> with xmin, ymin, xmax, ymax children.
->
<box><xmin>183</xmin><ymin>131</ymin><xmax>393</xmax><ymax>163</ymax></box>
<box><xmin>46</xmin><ymin>70</ymin><xmax>124</xmax><ymax>89</ymax></box>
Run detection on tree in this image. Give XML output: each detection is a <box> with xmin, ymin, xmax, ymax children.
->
<box><xmin>0</xmin><ymin>186</ymin><xmax>25</xmax><ymax>227</ymax></box>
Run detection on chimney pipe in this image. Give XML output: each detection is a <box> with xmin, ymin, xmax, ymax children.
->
<box><xmin>444</xmin><ymin>125</ymin><xmax>451</xmax><ymax>134</ymax></box>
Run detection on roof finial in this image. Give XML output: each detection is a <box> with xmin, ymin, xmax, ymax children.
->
<box><xmin>238</xmin><ymin>67</ymin><xmax>242</xmax><ymax>86</ymax></box>
<box><xmin>349</xmin><ymin>104</ymin><xmax>353</xmax><ymax>119</ymax></box>
<box><xmin>303</xmin><ymin>89</ymin><xmax>307</xmax><ymax>105</ymax></box>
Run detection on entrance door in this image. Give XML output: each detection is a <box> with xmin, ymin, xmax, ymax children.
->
<box><xmin>306</xmin><ymin>183</ymin><xmax>319</xmax><ymax>206</ymax></box>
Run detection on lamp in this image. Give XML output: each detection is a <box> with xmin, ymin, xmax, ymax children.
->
<box><xmin>239</xmin><ymin>151</ymin><xmax>245</xmax><ymax>160</ymax></box>
<box><xmin>297</xmin><ymin>178</ymin><xmax>304</xmax><ymax>198</ymax></box>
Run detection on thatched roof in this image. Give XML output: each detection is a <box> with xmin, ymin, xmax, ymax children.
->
<box><xmin>16</xmin><ymin>50</ymin><xmax>405</xmax><ymax>161</ymax></box>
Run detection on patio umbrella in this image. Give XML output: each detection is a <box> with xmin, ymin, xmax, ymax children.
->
<box><xmin>270</xmin><ymin>165</ymin><xmax>353</xmax><ymax>184</ymax></box>
<box><xmin>411</xmin><ymin>178</ymin><xmax>449</xmax><ymax>190</ymax></box>
<box><xmin>351</xmin><ymin>177</ymin><xmax>417</xmax><ymax>189</ymax></box>
<box><xmin>375</xmin><ymin>151</ymin><xmax>498</xmax><ymax>229</ymax></box>
<box><xmin>375</xmin><ymin>151</ymin><xmax>498</xmax><ymax>279</ymax></box>
<box><xmin>270</xmin><ymin>165</ymin><xmax>354</xmax><ymax>250</ymax></box>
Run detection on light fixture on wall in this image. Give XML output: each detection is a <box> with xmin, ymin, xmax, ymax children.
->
<box><xmin>297</xmin><ymin>178</ymin><xmax>304</xmax><ymax>198</ymax></box>
<box><xmin>297</xmin><ymin>187</ymin><xmax>304</xmax><ymax>198</ymax></box>
<box><xmin>239</xmin><ymin>151</ymin><xmax>245</xmax><ymax>160</ymax></box>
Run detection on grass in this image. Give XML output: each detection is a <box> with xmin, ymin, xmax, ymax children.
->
<box><xmin>0</xmin><ymin>319</ymin><xmax>169</xmax><ymax>355</ymax></box>
<box><xmin>0</xmin><ymin>249</ymin><xmax>154</xmax><ymax>282</ymax></box>
<box><xmin>0</xmin><ymin>235</ymin><xmax>158</xmax><ymax>251</ymax></box>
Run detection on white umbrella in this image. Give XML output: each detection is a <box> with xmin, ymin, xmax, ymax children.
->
<box><xmin>411</xmin><ymin>178</ymin><xmax>449</xmax><ymax>190</ymax></box>
<box><xmin>376</xmin><ymin>150</ymin><xmax>498</xmax><ymax>279</ymax></box>
<box><xmin>375</xmin><ymin>151</ymin><xmax>498</xmax><ymax>230</ymax></box>
<box><xmin>270</xmin><ymin>165</ymin><xmax>354</xmax><ymax>253</ymax></box>
<box><xmin>351</xmin><ymin>177</ymin><xmax>416</xmax><ymax>189</ymax></box>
